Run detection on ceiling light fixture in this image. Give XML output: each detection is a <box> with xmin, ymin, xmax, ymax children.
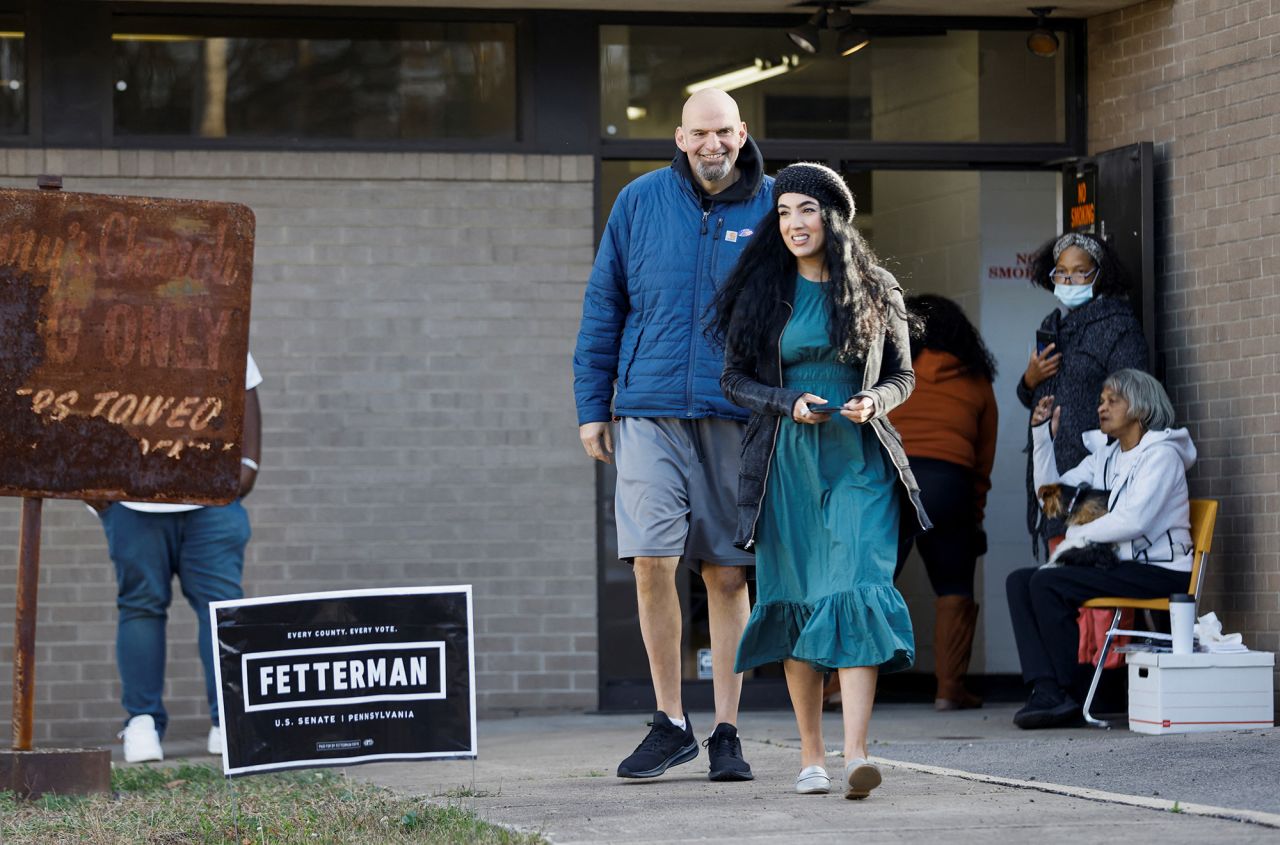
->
<box><xmin>786</xmin><ymin>9</ymin><xmax>825</xmax><ymax>55</ymax></box>
<box><xmin>112</xmin><ymin>33</ymin><xmax>202</xmax><ymax>43</ymax></box>
<box><xmin>684</xmin><ymin>56</ymin><xmax>799</xmax><ymax>96</ymax></box>
<box><xmin>786</xmin><ymin>4</ymin><xmax>871</xmax><ymax>57</ymax></box>
<box><xmin>837</xmin><ymin>28</ymin><xmax>870</xmax><ymax>56</ymax></box>
<box><xmin>1026</xmin><ymin>7</ymin><xmax>1060</xmax><ymax>58</ymax></box>
<box><xmin>826</xmin><ymin>6</ymin><xmax>853</xmax><ymax>30</ymax></box>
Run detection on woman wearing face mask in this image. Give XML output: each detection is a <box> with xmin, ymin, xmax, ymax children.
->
<box><xmin>1018</xmin><ymin>233</ymin><xmax>1148</xmax><ymax>559</ymax></box>
<box><xmin>709</xmin><ymin>163</ymin><xmax>929</xmax><ymax>799</ymax></box>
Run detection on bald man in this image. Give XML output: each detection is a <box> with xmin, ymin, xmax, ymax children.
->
<box><xmin>573</xmin><ymin>89</ymin><xmax>774</xmax><ymax>781</ymax></box>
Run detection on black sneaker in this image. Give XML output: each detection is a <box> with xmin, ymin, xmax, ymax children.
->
<box><xmin>1013</xmin><ymin>687</ymin><xmax>1082</xmax><ymax>729</ymax></box>
<box><xmin>617</xmin><ymin>711</ymin><xmax>697</xmax><ymax>779</ymax></box>
<box><xmin>704</xmin><ymin>722</ymin><xmax>753</xmax><ymax>781</ymax></box>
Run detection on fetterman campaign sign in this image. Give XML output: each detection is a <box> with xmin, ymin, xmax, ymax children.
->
<box><xmin>210</xmin><ymin>586</ymin><xmax>475</xmax><ymax>776</ymax></box>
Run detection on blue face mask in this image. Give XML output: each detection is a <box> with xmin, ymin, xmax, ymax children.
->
<box><xmin>1053</xmin><ymin>281</ymin><xmax>1094</xmax><ymax>308</ymax></box>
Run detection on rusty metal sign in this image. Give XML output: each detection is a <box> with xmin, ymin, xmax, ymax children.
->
<box><xmin>0</xmin><ymin>186</ymin><xmax>254</xmax><ymax>504</ymax></box>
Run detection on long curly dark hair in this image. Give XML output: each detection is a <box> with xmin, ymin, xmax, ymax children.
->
<box><xmin>707</xmin><ymin>204</ymin><xmax>898</xmax><ymax>362</ymax></box>
<box><xmin>1027</xmin><ymin>232</ymin><xmax>1131</xmax><ymax>298</ymax></box>
<box><xmin>905</xmin><ymin>294</ymin><xmax>997</xmax><ymax>383</ymax></box>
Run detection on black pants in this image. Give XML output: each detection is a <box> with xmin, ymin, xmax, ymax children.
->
<box><xmin>1005</xmin><ymin>562</ymin><xmax>1189</xmax><ymax>689</ymax></box>
<box><xmin>896</xmin><ymin>458</ymin><xmax>980</xmax><ymax>597</ymax></box>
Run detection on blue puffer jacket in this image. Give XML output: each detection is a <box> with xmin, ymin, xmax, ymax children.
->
<box><xmin>573</xmin><ymin>138</ymin><xmax>775</xmax><ymax>425</ymax></box>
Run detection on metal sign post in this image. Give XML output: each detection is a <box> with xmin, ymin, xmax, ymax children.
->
<box><xmin>9</xmin><ymin>174</ymin><xmax>61</xmax><ymax>754</ymax></box>
<box><xmin>11</xmin><ymin>496</ymin><xmax>41</xmax><ymax>752</ymax></box>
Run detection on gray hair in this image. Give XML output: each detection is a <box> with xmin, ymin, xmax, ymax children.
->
<box><xmin>1103</xmin><ymin>368</ymin><xmax>1175</xmax><ymax>431</ymax></box>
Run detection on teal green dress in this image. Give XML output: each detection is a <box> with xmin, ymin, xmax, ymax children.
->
<box><xmin>734</xmin><ymin>276</ymin><xmax>914</xmax><ymax>673</ymax></box>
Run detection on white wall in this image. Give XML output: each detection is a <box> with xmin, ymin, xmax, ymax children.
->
<box><xmin>977</xmin><ymin>170</ymin><xmax>1062</xmax><ymax>672</ymax></box>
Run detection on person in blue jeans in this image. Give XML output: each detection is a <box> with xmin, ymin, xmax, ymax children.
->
<box><xmin>89</xmin><ymin>354</ymin><xmax>262</xmax><ymax>762</ymax></box>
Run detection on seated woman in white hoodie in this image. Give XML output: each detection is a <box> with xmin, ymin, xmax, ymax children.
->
<box><xmin>1006</xmin><ymin>368</ymin><xmax>1195</xmax><ymax>729</ymax></box>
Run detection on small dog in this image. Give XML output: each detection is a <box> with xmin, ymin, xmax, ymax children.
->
<box><xmin>1037</xmin><ymin>483</ymin><xmax>1120</xmax><ymax>569</ymax></box>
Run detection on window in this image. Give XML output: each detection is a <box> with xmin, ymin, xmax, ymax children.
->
<box><xmin>601</xmin><ymin>25</ymin><xmax>1065</xmax><ymax>144</ymax></box>
<box><xmin>0</xmin><ymin>18</ymin><xmax>25</xmax><ymax>135</ymax></box>
<box><xmin>113</xmin><ymin>20</ymin><xmax>518</xmax><ymax>142</ymax></box>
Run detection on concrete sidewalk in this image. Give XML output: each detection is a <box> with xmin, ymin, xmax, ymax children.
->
<box><xmin>349</xmin><ymin>705</ymin><xmax>1280</xmax><ymax>844</ymax></box>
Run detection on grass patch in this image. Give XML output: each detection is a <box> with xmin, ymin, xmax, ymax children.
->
<box><xmin>0</xmin><ymin>763</ymin><xmax>544</xmax><ymax>845</ymax></box>
<box><xmin>434</xmin><ymin>785</ymin><xmax>499</xmax><ymax>799</ymax></box>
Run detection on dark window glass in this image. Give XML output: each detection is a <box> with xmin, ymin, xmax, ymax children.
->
<box><xmin>0</xmin><ymin>22</ymin><xmax>25</xmax><ymax>135</ymax></box>
<box><xmin>598</xmin><ymin>160</ymin><xmax>667</xmax><ymax>235</ymax></box>
<box><xmin>601</xmin><ymin>25</ymin><xmax>1065</xmax><ymax>144</ymax></box>
<box><xmin>113</xmin><ymin>22</ymin><xmax>517</xmax><ymax>141</ymax></box>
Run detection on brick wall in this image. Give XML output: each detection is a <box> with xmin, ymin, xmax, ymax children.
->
<box><xmin>1089</xmin><ymin>1</ymin><xmax>1280</xmax><ymax>673</ymax></box>
<box><xmin>0</xmin><ymin>149</ymin><xmax>598</xmax><ymax>744</ymax></box>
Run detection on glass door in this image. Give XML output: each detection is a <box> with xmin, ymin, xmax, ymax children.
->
<box><xmin>846</xmin><ymin>167</ymin><xmax>1061</xmax><ymax>683</ymax></box>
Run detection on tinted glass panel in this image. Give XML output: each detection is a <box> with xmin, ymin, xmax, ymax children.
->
<box><xmin>601</xmin><ymin>25</ymin><xmax>1064</xmax><ymax>143</ymax></box>
<box><xmin>114</xmin><ymin>23</ymin><xmax>517</xmax><ymax>141</ymax></box>
<box><xmin>0</xmin><ymin>24</ymin><xmax>25</xmax><ymax>135</ymax></box>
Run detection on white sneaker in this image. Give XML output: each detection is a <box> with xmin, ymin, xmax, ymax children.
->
<box><xmin>207</xmin><ymin>725</ymin><xmax>223</xmax><ymax>756</ymax></box>
<box><xmin>118</xmin><ymin>715</ymin><xmax>163</xmax><ymax>763</ymax></box>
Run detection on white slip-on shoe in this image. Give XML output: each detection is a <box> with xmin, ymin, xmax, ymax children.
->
<box><xmin>118</xmin><ymin>715</ymin><xmax>163</xmax><ymax>763</ymax></box>
<box><xmin>207</xmin><ymin>725</ymin><xmax>223</xmax><ymax>756</ymax></box>
<box><xmin>843</xmin><ymin>758</ymin><xmax>882</xmax><ymax>800</ymax></box>
<box><xmin>795</xmin><ymin>764</ymin><xmax>831</xmax><ymax>794</ymax></box>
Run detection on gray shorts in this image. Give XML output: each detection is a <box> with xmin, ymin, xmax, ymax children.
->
<box><xmin>614</xmin><ymin>416</ymin><xmax>753</xmax><ymax>574</ymax></box>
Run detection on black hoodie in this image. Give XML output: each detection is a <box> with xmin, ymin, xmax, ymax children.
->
<box><xmin>672</xmin><ymin>135</ymin><xmax>767</xmax><ymax>209</ymax></box>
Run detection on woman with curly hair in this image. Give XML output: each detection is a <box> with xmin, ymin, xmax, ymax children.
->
<box><xmin>889</xmin><ymin>294</ymin><xmax>998</xmax><ymax>712</ymax></box>
<box><xmin>709</xmin><ymin>163</ymin><xmax>929</xmax><ymax>799</ymax></box>
<box><xmin>1018</xmin><ymin>233</ymin><xmax>1148</xmax><ymax>558</ymax></box>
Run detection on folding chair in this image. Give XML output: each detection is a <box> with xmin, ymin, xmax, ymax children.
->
<box><xmin>1079</xmin><ymin>498</ymin><xmax>1219</xmax><ymax>728</ymax></box>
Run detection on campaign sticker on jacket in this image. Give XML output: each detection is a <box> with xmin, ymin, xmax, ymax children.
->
<box><xmin>210</xmin><ymin>585</ymin><xmax>475</xmax><ymax>776</ymax></box>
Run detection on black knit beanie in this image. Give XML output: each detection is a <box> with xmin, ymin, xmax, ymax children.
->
<box><xmin>772</xmin><ymin>162</ymin><xmax>855</xmax><ymax>223</ymax></box>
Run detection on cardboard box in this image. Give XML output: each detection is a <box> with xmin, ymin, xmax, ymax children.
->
<box><xmin>1127</xmin><ymin>651</ymin><xmax>1275</xmax><ymax>735</ymax></box>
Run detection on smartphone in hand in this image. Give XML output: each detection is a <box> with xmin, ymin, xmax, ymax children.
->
<box><xmin>808</xmin><ymin>403</ymin><xmax>846</xmax><ymax>414</ymax></box>
<box><xmin>1035</xmin><ymin>329</ymin><xmax>1056</xmax><ymax>355</ymax></box>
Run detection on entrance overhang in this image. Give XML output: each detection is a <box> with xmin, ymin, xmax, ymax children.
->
<box><xmin>106</xmin><ymin>1</ymin><xmax>1136</xmax><ymax>17</ymax></box>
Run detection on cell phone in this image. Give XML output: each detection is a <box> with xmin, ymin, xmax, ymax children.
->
<box><xmin>808</xmin><ymin>403</ymin><xmax>846</xmax><ymax>414</ymax></box>
<box><xmin>1035</xmin><ymin>329</ymin><xmax>1057</xmax><ymax>355</ymax></box>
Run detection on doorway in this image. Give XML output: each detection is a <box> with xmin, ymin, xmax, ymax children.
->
<box><xmin>849</xmin><ymin>167</ymin><xmax>1062</xmax><ymax>682</ymax></box>
<box><xmin>594</xmin><ymin>162</ymin><xmax>1064</xmax><ymax>710</ymax></box>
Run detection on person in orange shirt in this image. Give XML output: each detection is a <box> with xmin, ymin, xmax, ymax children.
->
<box><xmin>890</xmin><ymin>294</ymin><xmax>998</xmax><ymax>710</ymax></box>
